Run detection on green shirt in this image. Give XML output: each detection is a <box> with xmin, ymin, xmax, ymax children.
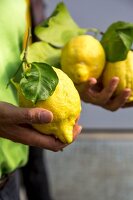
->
<box><xmin>0</xmin><ymin>0</ymin><xmax>29</xmax><ymax>177</ymax></box>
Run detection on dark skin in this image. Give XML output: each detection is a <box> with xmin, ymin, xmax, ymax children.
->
<box><xmin>1</xmin><ymin>79</ymin><xmax>131</xmax><ymax>151</ymax></box>
<box><xmin>0</xmin><ymin>1</ymin><xmax>82</xmax><ymax>152</ymax></box>
<box><xmin>0</xmin><ymin>102</ymin><xmax>81</xmax><ymax>152</ymax></box>
<box><xmin>78</xmin><ymin>76</ymin><xmax>132</xmax><ymax>111</ymax></box>
<box><xmin>1</xmin><ymin>76</ymin><xmax>131</xmax><ymax>151</ymax></box>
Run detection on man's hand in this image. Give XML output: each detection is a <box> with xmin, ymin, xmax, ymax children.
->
<box><xmin>78</xmin><ymin>77</ymin><xmax>131</xmax><ymax>111</ymax></box>
<box><xmin>0</xmin><ymin>102</ymin><xmax>81</xmax><ymax>151</ymax></box>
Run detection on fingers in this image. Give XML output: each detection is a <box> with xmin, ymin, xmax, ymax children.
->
<box><xmin>0</xmin><ymin>102</ymin><xmax>53</xmax><ymax>124</ymax></box>
<box><xmin>87</xmin><ymin>78</ymin><xmax>131</xmax><ymax>110</ymax></box>
<box><xmin>0</xmin><ymin>102</ymin><xmax>81</xmax><ymax>151</ymax></box>
<box><xmin>87</xmin><ymin>77</ymin><xmax>97</xmax><ymax>86</ymax></box>
<box><xmin>78</xmin><ymin>76</ymin><xmax>132</xmax><ymax>111</ymax></box>
<box><xmin>17</xmin><ymin>107</ymin><xmax>53</xmax><ymax>124</ymax></box>
<box><xmin>99</xmin><ymin>77</ymin><xmax>119</xmax><ymax>104</ymax></box>
<box><xmin>123</xmin><ymin>101</ymin><xmax>133</xmax><ymax>108</ymax></box>
<box><xmin>81</xmin><ymin>77</ymin><xmax>120</xmax><ymax>106</ymax></box>
<box><xmin>73</xmin><ymin>124</ymin><xmax>82</xmax><ymax>140</ymax></box>
<box><xmin>0</xmin><ymin>124</ymin><xmax>67</xmax><ymax>152</ymax></box>
<box><xmin>104</xmin><ymin>88</ymin><xmax>131</xmax><ymax>111</ymax></box>
<box><xmin>79</xmin><ymin>78</ymin><xmax>98</xmax><ymax>102</ymax></box>
<box><xmin>1</xmin><ymin>122</ymin><xmax>82</xmax><ymax>151</ymax></box>
<box><xmin>88</xmin><ymin>77</ymin><xmax>119</xmax><ymax>105</ymax></box>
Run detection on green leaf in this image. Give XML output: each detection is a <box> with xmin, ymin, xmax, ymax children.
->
<box><xmin>7</xmin><ymin>62</ymin><xmax>23</xmax><ymax>88</ymax></box>
<box><xmin>20</xmin><ymin>63</ymin><xmax>59</xmax><ymax>103</ymax></box>
<box><xmin>24</xmin><ymin>41</ymin><xmax>61</xmax><ymax>68</ymax></box>
<box><xmin>101</xmin><ymin>21</ymin><xmax>133</xmax><ymax>62</ymax></box>
<box><xmin>34</xmin><ymin>2</ymin><xmax>88</xmax><ymax>47</ymax></box>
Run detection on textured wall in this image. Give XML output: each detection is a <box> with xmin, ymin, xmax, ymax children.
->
<box><xmin>46</xmin><ymin>133</ymin><xmax>133</xmax><ymax>200</ymax></box>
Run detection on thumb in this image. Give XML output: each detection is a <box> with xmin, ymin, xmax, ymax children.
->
<box><xmin>20</xmin><ymin>107</ymin><xmax>53</xmax><ymax>124</ymax></box>
<box><xmin>1</xmin><ymin>102</ymin><xmax>53</xmax><ymax>124</ymax></box>
<box><xmin>86</xmin><ymin>78</ymin><xmax>97</xmax><ymax>88</ymax></box>
<box><xmin>16</xmin><ymin>107</ymin><xmax>53</xmax><ymax>124</ymax></box>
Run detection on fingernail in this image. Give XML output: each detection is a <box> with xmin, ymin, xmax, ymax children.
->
<box><xmin>39</xmin><ymin>111</ymin><xmax>53</xmax><ymax>123</ymax></box>
<box><xmin>124</xmin><ymin>89</ymin><xmax>131</xmax><ymax>98</ymax></box>
<box><xmin>78</xmin><ymin>126</ymin><xmax>82</xmax><ymax>133</ymax></box>
<box><xmin>112</xmin><ymin>78</ymin><xmax>119</xmax><ymax>85</ymax></box>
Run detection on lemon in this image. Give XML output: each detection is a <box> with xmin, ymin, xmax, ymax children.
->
<box><xmin>102</xmin><ymin>50</ymin><xmax>133</xmax><ymax>102</ymax></box>
<box><xmin>18</xmin><ymin>67</ymin><xmax>81</xmax><ymax>144</ymax></box>
<box><xmin>61</xmin><ymin>35</ymin><xmax>105</xmax><ymax>84</ymax></box>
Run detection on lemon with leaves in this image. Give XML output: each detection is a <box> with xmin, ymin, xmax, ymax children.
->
<box><xmin>102</xmin><ymin>51</ymin><xmax>133</xmax><ymax>102</ymax></box>
<box><xmin>101</xmin><ymin>21</ymin><xmax>133</xmax><ymax>102</ymax></box>
<box><xmin>61</xmin><ymin>35</ymin><xmax>105</xmax><ymax>84</ymax></box>
<box><xmin>18</xmin><ymin>63</ymin><xmax>81</xmax><ymax>144</ymax></box>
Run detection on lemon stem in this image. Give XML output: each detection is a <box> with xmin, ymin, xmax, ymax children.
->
<box><xmin>87</xmin><ymin>28</ymin><xmax>104</xmax><ymax>38</ymax></box>
<box><xmin>23</xmin><ymin>27</ymin><xmax>32</xmax><ymax>65</ymax></box>
<box><xmin>7</xmin><ymin>28</ymin><xmax>32</xmax><ymax>88</ymax></box>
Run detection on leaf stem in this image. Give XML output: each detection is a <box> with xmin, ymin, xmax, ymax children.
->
<box><xmin>23</xmin><ymin>27</ymin><xmax>32</xmax><ymax>64</ymax></box>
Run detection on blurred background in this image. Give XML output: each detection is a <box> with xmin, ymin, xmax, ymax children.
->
<box><xmin>21</xmin><ymin>0</ymin><xmax>133</xmax><ymax>200</ymax></box>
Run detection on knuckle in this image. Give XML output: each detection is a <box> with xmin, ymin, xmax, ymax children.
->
<box><xmin>25</xmin><ymin>110</ymin><xmax>34</xmax><ymax>123</ymax></box>
<box><xmin>52</xmin><ymin>141</ymin><xmax>64</xmax><ymax>152</ymax></box>
<box><xmin>52</xmin><ymin>148</ymin><xmax>59</xmax><ymax>152</ymax></box>
<box><xmin>106</xmin><ymin>87</ymin><xmax>114</xmax><ymax>94</ymax></box>
<box><xmin>110</xmin><ymin>108</ymin><xmax>116</xmax><ymax>112</ymax></box>
<box><xmin>24</xmin><ymin>109</ymin><xmax>39</xmax><ymax>123</ymax></box>
<box><xmin>52</xmin><ymin>143</ymin><xmax>60</xmax><ymax>152</ymax></box>
<box><xmin>103</xmin><ymin>104</ymin><xmax>118</xmax><ymax>112</ymax></box>
<box><xmin>99</xmin><ymin>98</ymin><xmax>106</xmax><ymax>105</ymax></box>
<box><xmin>93</xmin><ymin>98</ymin><xmax>107</xmax><ymax>106</ymax></box>
<box><xmin>110</xmin><ymin>107</ymin><xmax>118</xmax><ymax>112</ymax></box>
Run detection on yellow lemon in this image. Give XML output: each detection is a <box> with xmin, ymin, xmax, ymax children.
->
<box><xmin>102</xmin><ymin>50</ymin><xmax>133</xmax><ymax>102</ymax></box>
<box><xmin>61</xmin><ymin>35</ymin><xmax>105</xmax><ymax>84</ymax></box>
<box><xmin>18</xmin><ymin>67</ymin><xmax>81</xmax><ymax>144</ymax></box>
